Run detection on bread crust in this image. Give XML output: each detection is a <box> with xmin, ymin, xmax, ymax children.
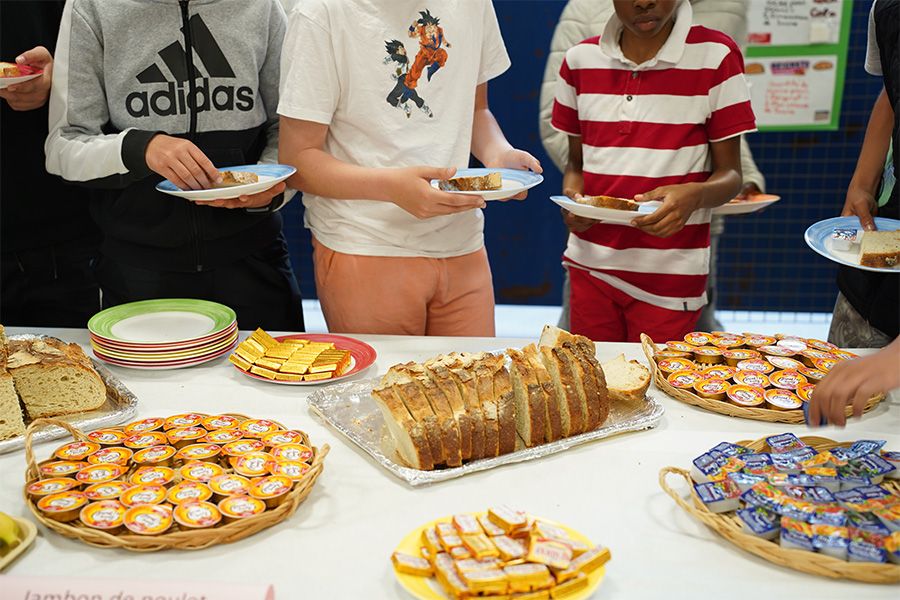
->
<box><xmin>523</xmin><ymin>344</ymin><xmax>563</xmax><ymax>443</ymax></box>
<box><xmin>371</xmin><ymin>386</ymin><xmax>434</xmax><ymax>470</ymax></box>
<box><xmin>577</xmin><ymin>195</ymin><xmax>638</xmax><ymax>211</ymax></box>
<box><xmin>507</xmin><ymin>348</ymin><xmax>546</xmax><ymax>447</ymax></box>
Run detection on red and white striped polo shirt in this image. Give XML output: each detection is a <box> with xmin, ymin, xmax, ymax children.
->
<box><xmin>551</xmin><ymin>1</ymin><xmax>756</xmax><ymax>311</ymax></box>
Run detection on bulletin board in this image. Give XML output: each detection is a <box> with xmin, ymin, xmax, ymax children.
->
<box><xmin>744</xmin><ymin>0</ymin><xmax>853</xmax><ymax>131</ymax></box>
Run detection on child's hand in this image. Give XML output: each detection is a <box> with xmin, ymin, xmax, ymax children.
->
<box><xmin>194</xmin><ymin>182</ymin><xmax>286</xmax><ymax>210</ymax></box>
<box><xmin>841</xmin><ymin>186</ymin><xmax>878</xmax><ymax>231</ymax></box>
<box><xmin>387</xmin><ymin>166</ymin><xmax>485</xmax><ymax>219</ymax></box>
<box><xmin>146</xmin><ymin>134</ymin><xmax>221</xmax><ymax>190</ymax></box>
<box><xmin>0</xmin><ymin>46</ymin><xmax>53</xmax><ymax>111</ymax></box>
<box><xmin>807</xmin><ymin>340</ymin><xmax>900</xmax><ymax>427</ymax></box>
<box><xmin>632</xmin><ymin>183</ymin><xmax>702</xmax><ymax>238</ymax></box>
<box><xmin>561</xmin><ymin>193</ymin><xmax>596</xmax><ymax>233</ymax></box>
<box><xmin>486</xmin><ymin>149</ymin><xmax>542</xmax><ymax>201</ymax></box>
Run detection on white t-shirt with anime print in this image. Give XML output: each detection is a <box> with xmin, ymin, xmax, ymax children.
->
<box><xmin>279</xmin><ymin>0</ymin><xmax>510</xmax><ymax>258</ymax></box>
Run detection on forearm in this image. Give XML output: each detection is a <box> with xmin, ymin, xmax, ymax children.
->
<box><xmin>849</xmin><ymin>89</ymin><xmax>893</xmax><ymax>195</ymax></box>
<box><xmin>471</xmin><ymin>106</ymin><xmax>513</xmax><ymax>168</ymax></box>
<box><xmin>562</xmin><ymin>163</ymin><xmax>583</xmax><ymax>196</ymax></box>
<box><xmin>694</xmin><ymin>167</ymin><xmax>742</xmax><ymax>209</ymax></box>
<box><xmin>286</xmin><ymin>147</ymin><xmax>396</xmax><ymax>202</ymax></box>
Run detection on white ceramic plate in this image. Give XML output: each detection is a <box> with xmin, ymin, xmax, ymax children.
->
<box><xmin>155</xmin><ymin>163</ymin><xmax>296</xmax><ymax>201</ymax></box>
<box><xmin>805</xmin><ymin>216</ymin><xmax>900</xmax><ymax>273</ymax></box>
<box><xmin>431</xmin><ymin>168</ymin><xmax>543</xmax><ymax>201</ymax></box>
<box><xmin>550</xmin><ymin>195</ymin><xmax>659</xmax><ymax>224</ymax></box>
<box><xmin>713</xmin><ymin>194</ymin><xmax>781</xmax><ymax>216</ymax></box>
<box><xmin>0</xmin><ymin>72</ymin><xmax>41</xmax><ymax>90</ymax></box>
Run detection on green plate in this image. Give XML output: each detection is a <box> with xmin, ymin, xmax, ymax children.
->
<box><xmin>88</xmin><ymin>299</ymin><xmax>237</xmax><ymax>344</ymax></box>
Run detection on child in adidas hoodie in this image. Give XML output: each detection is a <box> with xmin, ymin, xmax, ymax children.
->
<box><xmin>45</xmin><ymin>0</ymin><xmax>303</xmax><ymax>331</ymax></box>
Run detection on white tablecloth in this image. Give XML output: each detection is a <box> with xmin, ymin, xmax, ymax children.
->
<box><xmin>1</xmin><ymin>327</ymin><xmax>897</xmax><ymax>599</ymax></box>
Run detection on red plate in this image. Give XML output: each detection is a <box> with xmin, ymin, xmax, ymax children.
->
<box><xmin>234</xmin><ymin>333</ymin><xmax>377</xmax><ymax>386</ymax></box>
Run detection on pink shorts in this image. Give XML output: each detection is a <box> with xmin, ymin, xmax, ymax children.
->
<box><xmin>312</xmin><ymin>237</ymin><xmax>495</xmax><ymax>336</ymax></box>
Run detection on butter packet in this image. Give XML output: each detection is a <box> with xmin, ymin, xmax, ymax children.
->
<box><xmin>881</xmin><ymin>451</ymin><xmax>900</xmax><ymax>479</ymax></box>
<box><xmin>780</xmin><ymin>517</ymin><xmax>814</xmax><ymax>552</ymax></box>
<box><xmin>848</xmin><ymin>539</ymin><xmax>887</xmax><ymax>563</ymax></box>
<box><xmin>727</xmin><ymin>471</ymin><xmax>767</xmax><ymax>493</ymax></box>
<box><xmin>873</xmin><ymin>504</ymin><xmax>900</xmax><ymax>533</ymax></box>
<box><xmin>741</xmin><ymin>483</ymin><xmax>787</xmax><ymax>514</ymax></box>
<box><xmin>847</xmin><ymin>454</ymin><xmax>896</xmax><ymax>484</ymax></box>
<box><xmin>709</xmin><ymin>442</ymin><xmax>753</xmax><ymax>457</ymax></box>
<box><xmin>766</xmin><ymin>433</ymin><xmax>806</xmax><ymax>454</ymax></box>
<box><xmin>783</xmin><ymin>485</ymin><xmax>835</xmax><ymax>505</ymax></box>
<box><xmin>809</xmin><ymin>504</ymin><xmax>847</xmax><ymax>527</ymax></box>
<box><xmin>694</xmin><ymin>480</ymin><xmax>742</xmax><ymax>513</ymax></box>
<box><xmin>741</xmin><ymin>453</ymin><xmax>775</xmax><ymax>475</ymax></box>
<box><xmin>736</xmin><ymin>506</ymin><xmax>779</xmax><ymax>540</ymax></box>
<box><xmin>885</xmin><ymin>531</ymin><xmax>900</xmax><ymax>564</ymax></box>
<box><xmin>812</xmin><ymin>524</ymin><xmax>850</xmax><ymax>560</ymax></box>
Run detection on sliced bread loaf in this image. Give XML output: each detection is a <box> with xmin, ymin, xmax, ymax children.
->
<box><xmin>8</xmin><ymin>337</ymin><xmax>105</xmax><ymax>419</ymax></box>
<box><xmin>0</xmin><ymin>342</ymin><xmax>25</xmax><ymax>441</ymax></box>
<box><xmin>380</xmin><ymin>368</ymin><xmax>444</xmax><ymax>467</ymax></box>
<box><xmin>432</xmin><ymin>354</ymin><xmax>486</xmax><ymax>460</ymax></box>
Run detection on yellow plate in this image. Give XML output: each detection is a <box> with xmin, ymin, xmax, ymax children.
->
<box><xmin>393</xmin><ymin>512</ymin><xmax>606</xmax><ymax>600</ymax></box>
<box><xmin>0</xmin><ymin>515</ymin><xmax>37</xmax><ymax>571</ymax></box>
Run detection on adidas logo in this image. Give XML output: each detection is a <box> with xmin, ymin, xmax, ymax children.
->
<box><xmin>125</xmin><ymin>14</ymin><xmax>254</xmax><ymax>118</ymax></box>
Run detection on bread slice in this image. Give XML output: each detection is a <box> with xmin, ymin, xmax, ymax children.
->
<box><xmin>0</xmin><ymin>341</ymin><xmax>25</xmax><ymax>441</ymax></box>
<box><xmin>461</xmin><ymin>353</ymin><xmax>501</xmax><ymax>458</ymax></box>
<box><xmin>575</xmin><ymin>195</ymin><xmax>639</xmax><ymax>211</ymax></box>
<box><xmin>387</xmin><ymin>362</ymin><xmax>462</xmax><ymax>467</ymax></box>
<box><xmin>554</xmin><ymin>345</ymin><xmax>593</xmax><ymax>433</ymax></box>
<box><xmin>0</xmin><ymin>62</ymin><xmax>21</xmax><ymax>77</ymax></box>
<box><xmin>371</xmin><ymin>386</ymin><xmax>434</xmax><ymax>470</ymax></box>
<box><xmin>539</xmin><ymin>325</ymin><xmax>596</xmax><ymax>357</ymax></box>
<box><xmin>539</xmin><ymin>346</ymin><xmax>583</xmax><ymax>437</ymax></box>
<box><xmin>433</xmin><ymin>355</ymin><xmax>486</xmax><ymax>461</ymax></box>
<box><xmin>438</xmin><ymin>172</ymin><xmax>501</xmax><ymax>192</ymax></box>
<box><xmin>859</xmin><ymin>230</ymin><xmax>900</xmax><ymax>268</ymax></box>
<box><xmin>7</xmin><ymin>338</ymin><xmax>105</xmax><ymax>419</ymax></box>
<box><xmin>601</xmin><ymin>354</ymin><xmax>650</xmax><ymax>405</ymax></box>
<box><xmin>491</xmin><ymin>365</ymin><xmax>518</xmax><ymax>456</ymax></box>
<box><xmin>564</xmin><ymin>341</ymin><xmax>610</xmax><ymax>430</ymax></box>
<box><xmin>522</xmin><ymin>344</ymin><xmax>563</xmax><ymax>443</ymax></box>
<box><xmin>507</xmin><ymin>348</ymin><xmax>546</xmax><ymax>447</ymax></box>
<box><xmin>217</xmin><ymin>170</ymin><xmax>259</xmax><ymax>187</ymax></box>
<box><xmin>380</xmin><ymin>370</ymin><xmax>444</xmax><ymax>467</ymax></box>
<box><xmin>424</xmin><ymin>361</ymin><xmax>474</xmax><ymax>461</ymax></box>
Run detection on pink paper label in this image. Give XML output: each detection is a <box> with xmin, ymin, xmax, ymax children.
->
<box><xmin>1</xmin><ymin>576</ymin><xmax>275</xmax><ymax>600</ymax></box>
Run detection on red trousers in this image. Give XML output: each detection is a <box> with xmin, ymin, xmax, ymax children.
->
<box><xmin>405</xmin><ymin>47</ymin><xmax>448</xmax><ymax>89</ymax></box>
<box><xmin>569</xmin><ymin>267</ymin><xmax>701</xmax><ymax>342</ymax></box>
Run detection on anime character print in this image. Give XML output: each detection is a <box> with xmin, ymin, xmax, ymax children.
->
<box><xmin>383</xmin><ymin>9</ymin><xmax>450</xmax><ymax>118</ymax></box>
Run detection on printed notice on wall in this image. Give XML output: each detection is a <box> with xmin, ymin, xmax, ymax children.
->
<box><xmin>745</xmin><ymin>55</ymin><xmax>838</xmax><ymax>127</ymax></box>
<box><xmin>747</xmin><ymin>0</ymin><xmax>843</xmax><ymax>46</ymax></box>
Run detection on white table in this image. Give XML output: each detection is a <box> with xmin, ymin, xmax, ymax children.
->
<box><xmin>1</xmin><ymin>327</ymin><xmax>897</xmax><ymax>599</ymax></box>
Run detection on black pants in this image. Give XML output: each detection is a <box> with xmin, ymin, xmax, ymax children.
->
<box><xmin>95</xmin><ymin>236</ymin><xmax>304</xmax><ymax>332</ymax></box>
<box><xmin>1</xmin><ymin>238</ymin><xmax>100</xmax><ymax>328</ymax></box>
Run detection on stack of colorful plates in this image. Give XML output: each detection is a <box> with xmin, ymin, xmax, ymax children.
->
<box><xmin>88</xmin><ymin>299</ymin><xmax>238</xmax><ymax>370</ymax></box>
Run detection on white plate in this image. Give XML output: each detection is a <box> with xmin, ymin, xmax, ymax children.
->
<box><xmin>431</xmin><ymin>168</ymin><xmax>543</xmax><ymax>201</ymax></box>
<box><xmin>0</xmin><ymin>72</ymin><xmax>41</xmax><ymax>89</ymax></box>
<box><xmin>550</xmin><ymin>195</ymin><xmax>659</xmax><ymax>224</ymax></box>
<box><xmin>713</xmin><ymin>194</ymin><xmax>781</xmax><ymax>216</ymax></box>
<box><xmin>805</xmin><ymin>216</ymin><xmax>900</xmax><ymax>273</ymax></box>
<box><xmin>155</xmin><ymin>163</ymin><xmax>296</xmax><ymax>201</ymax></box>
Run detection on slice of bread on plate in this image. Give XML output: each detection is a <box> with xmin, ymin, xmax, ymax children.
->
<box><xmin>217</xmin><ymin>170</ymin><xmax>259</xmax><ymax>187</ymax></box>
<box><xmin>438</xmin><ymin>172</ymin><xmax>501</xmax><ymax>192</ymax></box>
<box><xmin>575</xmin><ymin>195</ymin><xmax>639</xmax><ymax>211</ymax></box>
<box><xmin>601</xmin><ymin>354</ymin><xmax>651</xmax><ymax>405</ymax></box>
<box><xmin>7</xmin><ymin>337</ymin><xmax>106</xmax><ymax>420</ymax></box>
<box><xmin>0</xmin><ymin>62</ymin><xmax>21</xmax><ymax>77</ymax></box>
<box><xmin>859</xmin><ymin>230</ymin><xmax>900</xmax><ymax>268</ymax></box>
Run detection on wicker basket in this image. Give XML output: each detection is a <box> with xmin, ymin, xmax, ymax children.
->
<box><xmin>659</xmin><ymin>435</ymin><xmax>900</xmax><ymax>583</ymax></box>
<box><xmin>640</xmin><ymin>334</ymin><xmax>885</xmax><ymax>424</ymax></box>
<box><xmin>24</xmin><ymin>415</ymin><xmax>328</xmax><ymax>552</ymax></box>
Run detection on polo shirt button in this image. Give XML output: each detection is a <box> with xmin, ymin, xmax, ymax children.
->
<box><xmin>626</xmin><ymin>95</ymin><xmax>633</xmax><ymax>101</ymax></box>
<box><xmin>631</xmin><ymin>71</ymin><xmax>638</xmax><ymax>79</ymax></box>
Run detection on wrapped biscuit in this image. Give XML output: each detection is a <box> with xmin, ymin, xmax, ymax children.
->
<box><xmin>527</xmin><ymin>538</ymin><xmax>572</xmax><ymax>569</ymax></box>
<box><xmin>461</xmin><ymin>533</ymin><xmax>498</xmax><ymax>559</ymax></box>
<box><xmin>487</xmin><ymin>506</ymin><xmax>528</xmax><ymax>534</ymax></box>
<box><xmin>392</xmin><ymin>551</ymin><xmax>433</xmax><ymax>576</ymax></box>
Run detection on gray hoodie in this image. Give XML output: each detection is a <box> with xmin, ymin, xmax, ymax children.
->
<box><xmin>45</xmin><ymin>0</ymin><xmax>288</xmax><ymax>271</ymax></box>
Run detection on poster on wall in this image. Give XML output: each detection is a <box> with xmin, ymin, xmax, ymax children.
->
<box><xmin>747</xmin><ymin>0</ymin><xmax>844</xmax><ymax>46</ymax></box>
<box><xmin>746</xmin><ymin>55</ymin><xmax>839</xmax><ymax>127</ymax></box>
<box><xmin>744</xmin><ymin>0</ymin><xmax>851</xmax><ymax>131</ymax></box>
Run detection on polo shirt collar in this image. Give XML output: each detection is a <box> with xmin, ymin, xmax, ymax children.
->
<box><xmin>600</xmin><ymin>0</ymin><xmax>693</xmax><ymax>68</ymax></box>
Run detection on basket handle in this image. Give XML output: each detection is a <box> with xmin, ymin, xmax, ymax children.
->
<box><xmin>639</xmin><ymin>334</ymin><xmax>660</xmax><ymax>385</ymax></box>
<box><xmin>658</xmin><ymin>466</ymin><xmax>706</xmax><ymax>519</ymax></box>
<box><xmin>24</xmin><ymin>417</ymin><xmax>90</xmax><ymax>481</ymax></box>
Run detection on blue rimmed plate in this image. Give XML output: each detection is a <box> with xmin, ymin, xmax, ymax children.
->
<box><xmin>431</xmin><ymin>168</ymin><xmax>543</xmax><ymax>201</ymax></box>
<box><xmin>155</xmin><ymin>163</ymin><xmax>296</xmax><ymax>201</ymax></box>
<box><xmin>804</xmin><ymin>216</ymin><xmax>900</xmax><ymax>273</ymax></box>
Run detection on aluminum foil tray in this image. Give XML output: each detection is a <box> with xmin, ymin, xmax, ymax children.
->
<box><xmin>308</xmin><ymin>377</ymin><xmax>664</xmax><ymax>486</ymax></box>
<box><xmin>1</xmin><ymin>335</ymin><xmax>139</xmax><ymax>454</ymax></box>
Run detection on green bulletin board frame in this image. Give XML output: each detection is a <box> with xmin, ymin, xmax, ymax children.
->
<box><xmin>745</xmin><ymin>0</ymin><xmax>853</xmax><ymax>132</ymax></box>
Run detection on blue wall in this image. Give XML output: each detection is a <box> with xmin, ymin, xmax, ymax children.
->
<box><xmin>283</xmin><ymin>0</ymin><xmax>882</xmax><ymax>313</ymax></box>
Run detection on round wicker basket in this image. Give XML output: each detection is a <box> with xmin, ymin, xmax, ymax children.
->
<box><xmin>659</xmin><ymin>435</ymin><xmax>900</xmax><ymax>583</ymax></box>
<box><xmin>24</xmin><ymin>415</ymin><xmax>328</xmax><ymax>552</ymax></box>
<box><xmin>640</xmin><ymin>334</ymin><xmax>885</xmax><ymax>424</ymax></box>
